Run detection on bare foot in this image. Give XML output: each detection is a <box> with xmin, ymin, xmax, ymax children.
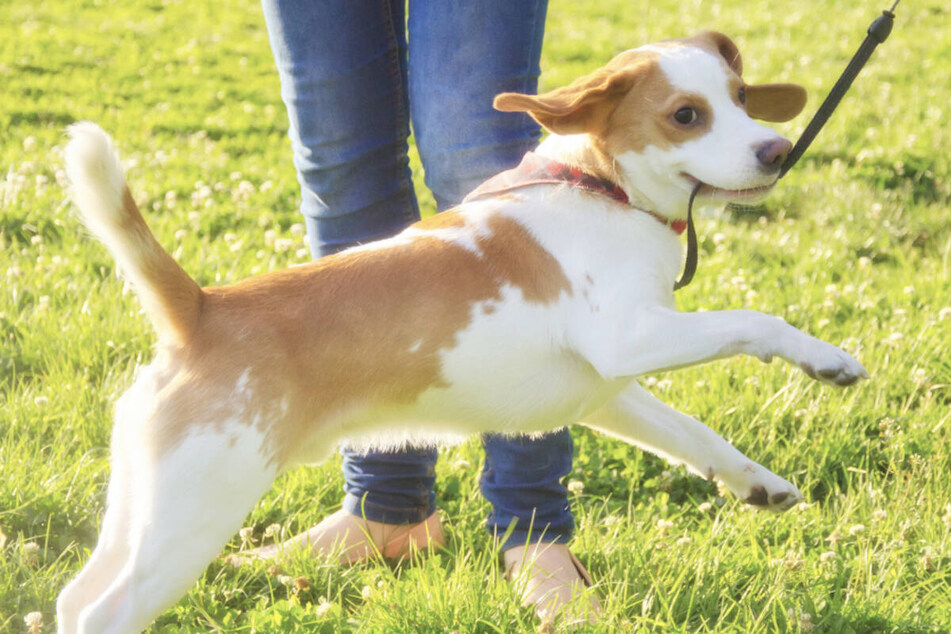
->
<box><xmin>235</xmin><ymin>509</ymin><xmax>444</xmax><ymax>565</ymax></box>
<box><xmin>504</xmin><ymin>542</ymin><xmax>599</xmax><ymax>626</ymax></box>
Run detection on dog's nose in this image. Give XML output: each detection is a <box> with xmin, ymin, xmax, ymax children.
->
<box><xmin>755</xmin><ymin>138</ymin><xmax>792</xmax><ymax>172</ymax></box>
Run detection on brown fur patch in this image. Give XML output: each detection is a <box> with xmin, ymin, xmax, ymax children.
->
<box><xmin>120</xmin><ymin>187</ymin><xmax>203</xmax><ymax>345</ymax></box>
<box><xmin>602</xmin><ymin>59</ymin><xmax>714</xmax><ymax>156</ymax></box>
<box><xmin>152</xmin><ymin>212</ymin><xmax>571</xmax><ymax>466</ymax></box>
<box><xmin>411</xmin><ymin>210</ymin><xmax>468</xmax><ymax>231</ymax></box>
<box><xmin>475</xmin><ymin>215</ymin><xmax>572</xmax><ymax>304</ymax></box>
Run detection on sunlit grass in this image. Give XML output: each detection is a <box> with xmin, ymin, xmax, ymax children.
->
<box><xmin>2</xmin><ymin>0</ymin><xmax>949</xmax><ymax>631</ymax></box>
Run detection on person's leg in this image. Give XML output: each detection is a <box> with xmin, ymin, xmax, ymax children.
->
<box><xmin>261</xmin><ymin>0</ymin><xmax>419</xmax><ymax>256</ymax></box>
<box><xmin>480</xmin><ymin>431</ymin><xmax>574</xmax><ymax>551</ymax></box>
<box><xmin>257</xmin><ymin>0</ymin><xmax>440</xmax><ymax>561</ymax></box>
<box><xmin>408</xmin><ymin>0</ymin><xmax>547</xmax><ymax>210</ymax></box>
<box><xmin>408</xmin><ymin>0</ymin><xmax>595</xmax><ymax>620</ymax></box>
<box><xmin>409</xmin><ymin>0</ymin><xmax>573</xmax><ymax>547</ymax></box>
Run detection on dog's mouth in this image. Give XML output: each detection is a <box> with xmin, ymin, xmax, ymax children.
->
<box><xmin>680</xmin><ymin>173</ymin><xmax>777</xmax><ymax>200</ymax></box>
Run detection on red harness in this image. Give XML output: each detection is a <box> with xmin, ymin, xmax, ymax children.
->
<box><xmin>464</xmin><ymin>152</ymin><xmax>688</xmax><ymax>236</ymax></box>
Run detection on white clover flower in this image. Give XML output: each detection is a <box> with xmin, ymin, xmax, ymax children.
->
<box><xmin>239</xmin><ymin>526</ymin><xmax>255</xmax><ymax>547</ymax></box>
<box><xmin>819</xmin><ymin>551</ymin><xmax>837</xmax><ymax>563</ymax></box>
<box><xmin>315</xmin><ymin>597</ymin><xmax>333</xmax><ymax>618</ymax></box>
<box><xmin>800</xmin><ymin>613</ymin><xmax>814</xmax><ymax>632</ymax></box>
<box><xmin>567</xmin><ymin>480</ymin><xmax>584</xmax><ymax>495</ymax></box>
<box><xmin>848</xmin><ymin>524</ymin><xmax>865</xmax><ymax>536</ymax></box>
<box><xmin>233</xmin><ymin>180</ymin><xmax>256</xmax><ymax>201</ymax></box>
<box><xmin>22</xmin><ymin>542</ymin><xmax>41</xmax><ymax>566</ymax></box>
<box><xmin>782</xmin><ymin>550</ymin><xmax>804</xmax><ymax>570</ymax></box>
<box><xmin>264</xmin><ymin>523</ymin><xmax>282</xmax><ymax>541</ymax></box>
<box><xmin>24</xmin><ymin>612</ymin><xmax>43</xmax><ymax>634</ymax></box>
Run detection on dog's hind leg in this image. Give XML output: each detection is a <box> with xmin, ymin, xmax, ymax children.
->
<box><xmin>583</xmin><ymin>381</ymin><xmax>803</xmax><ymax>511</ymax></box>
<box><xmin>57</xmin><ymin>416</ymin><xmax>137</xmax><ymax>634</ymax></box>
<box><xmin>74</xmin><ymin>421</ymin><xmax>278</xmax><ymax>634</ymax></box>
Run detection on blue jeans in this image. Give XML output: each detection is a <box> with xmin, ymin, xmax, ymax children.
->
<box><xmin>261</xmin><ymin>0</ymin><xmax>572</xmax><ymax>551</ymax></box>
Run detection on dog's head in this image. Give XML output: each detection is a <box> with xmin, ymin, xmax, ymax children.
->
<box><xmin>495</xmin><ymin>32</ymin><xmax>806</xmax><ymax>216</ymax></box>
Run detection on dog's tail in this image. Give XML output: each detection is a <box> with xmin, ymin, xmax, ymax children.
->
<box><xmin>64</xmin><ymin>122</ymin><xmax>203</xmax><ymax>346</ymax></box>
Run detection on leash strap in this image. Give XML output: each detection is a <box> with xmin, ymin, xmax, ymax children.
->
<box><xmin>779</xmin><ymin>1</ymin><xmax>899</xmax><ymax>178</ymax></box>
<box><xmin>673</xmin><ymin>183</ymin><xmax>702</xmax><ymax>291</ymax></box>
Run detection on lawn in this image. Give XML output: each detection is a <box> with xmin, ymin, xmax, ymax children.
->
<box><xmin>1</xmin><ymin>0</ymin><xmax>949</xmax><ymax>631</ymax></box>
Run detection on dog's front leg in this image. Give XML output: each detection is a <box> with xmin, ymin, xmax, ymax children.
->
<box><xmin>584</xmin><ymin>382</ymin><xmax>803</xmax><ymax>510</ymax></box>
<box><xmin>579</xmin><ymin>307</ymin><xmax>868</xmax><ymax>384</ymax></box>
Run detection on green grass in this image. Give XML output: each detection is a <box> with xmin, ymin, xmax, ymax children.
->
<box><xmin>2</xmin><ymin>0</ymin><xmax>950</xmax><ymax>631</ymax></box>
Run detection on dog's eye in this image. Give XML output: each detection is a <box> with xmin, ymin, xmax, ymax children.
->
<box><xmin>738</xmin><ymin>87</ymin><xmax>746</xmax><ymax>105</ymax></box>
<box><xmin>673</xmin><ymin>107</ymin><xmax>698</xmax><ymax>125</ymax></box>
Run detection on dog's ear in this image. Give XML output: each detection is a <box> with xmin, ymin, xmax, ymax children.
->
<box><xmin>693</xmin><ymin>31</ymin><xmax>807</xmax><ymax>122</ymax></box>
<box><xmin>494</xmin><ymin>61</ymin><xmax>647</xmax><ymax>135</ymax></box>
<box><xmin>745</xmin><ymin>83</ymin><xmax>808</xmax><ymax>122</ymax></box>
<box><xmin>694</xmin><ymin>30</ymin><xmax>743</xmax><ymax>76</ymax></box>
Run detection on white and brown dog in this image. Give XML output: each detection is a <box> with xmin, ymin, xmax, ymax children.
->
<box><xmin>57</xmin><ymin>31</ymin><xmax>867</xmax><ymax>633</ymax></box>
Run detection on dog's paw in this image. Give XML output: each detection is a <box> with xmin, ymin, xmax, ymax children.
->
<box><xmin>796</xmin><ymin>338</ymin><xmax>869</xmax><ymax>387</ymax></box>
<box><xmin>719</xmin><ymin>463</ymin><xmax>803</xmax><ymax>512</ymax></box>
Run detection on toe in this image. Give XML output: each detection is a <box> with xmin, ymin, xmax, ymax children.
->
<box><xmin>744</xmin><ymin>485</ymin><xmax>769</xmax><ymax>506</ymax></box>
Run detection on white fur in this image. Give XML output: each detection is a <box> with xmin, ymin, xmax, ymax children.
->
<box><xmin>64</xmin><ymin>122</ymin><xmax>128</xmax><ymax>238</ymax></box>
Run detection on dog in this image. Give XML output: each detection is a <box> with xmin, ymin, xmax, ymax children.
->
<box><xmin>57</xmin><ymin>31</ymin><xmax>867</xmax><ymax>633</ymax></box>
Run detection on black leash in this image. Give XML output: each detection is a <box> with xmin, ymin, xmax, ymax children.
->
<box><xmin>674</xmin><ymin>1</ymin><xmax>899</xmax><ymax>291</ymax></box>
<box><xmin>673</xmin><ymin>182</ymin><xmax>702</xmax><ymax>290</ymax></box>
<box><xmin>779</xmin><ymin>1</ymin><xmax>899</xmax><ymax>177</ymax></box>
